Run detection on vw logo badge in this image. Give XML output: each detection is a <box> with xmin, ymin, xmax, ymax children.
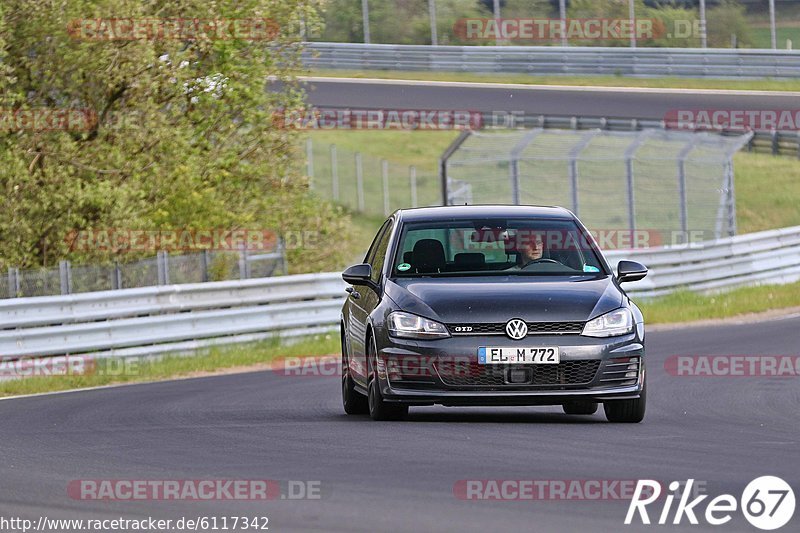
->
<box><xmin>505</xmin><ymin>319</ymin><xmax>528</xmax><ymax>340</ymax></box>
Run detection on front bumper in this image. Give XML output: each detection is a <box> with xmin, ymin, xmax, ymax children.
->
<box><xmin>376</xmin><ymin>333</ymin><xmax>645</xmax><ymax>406</ymax></box>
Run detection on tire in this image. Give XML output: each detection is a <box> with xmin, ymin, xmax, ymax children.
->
<box><xmin>342</xmin><ymin>329</ymin><xmax>368</xmax><ymax>415</ymax></box>
<box><xmin>604</xmin><ymin>377</ymin><xmax>646</xmax><ymax>423</ymax></box>
<box><xmin>562</xmin><ymin>401</ymin><xmax>598</xmax><ymax>415</ymax></box>
<box><xmin>367</xmin><ymin>335</ymin><xmax>408</xmax><ymax>421</ymax></box>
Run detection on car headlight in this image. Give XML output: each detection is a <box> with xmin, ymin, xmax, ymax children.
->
<box><xmin>581</xmin><ymin>308</ymin><xmax>634</xmax><ymax>338</ymax></box>
<box><xmin>388</xmin><ymin>311</ymin><xmax>450</xmax><ymax>339</ymax></box>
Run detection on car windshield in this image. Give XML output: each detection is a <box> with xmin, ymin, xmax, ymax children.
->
<box><xmin>391</xmin><ymin>218</ymin><xmax>606</xmax><ymax>277</ymax></box>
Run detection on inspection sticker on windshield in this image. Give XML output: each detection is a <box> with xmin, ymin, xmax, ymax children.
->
<box><xmin>478</xmin><ymin>347</ymin><xmax>560</xmax><ymax>364</ymax></box>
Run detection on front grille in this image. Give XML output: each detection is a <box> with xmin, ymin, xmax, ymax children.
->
<box><xmin>447</xmin><ymin>321</ymin><xmax>584</xmax><ymax>336</ymax></box>
<box><xmin>435</xmin><ymin>360</ymin><xmax>600</xmax><ymax>388</ymax></box>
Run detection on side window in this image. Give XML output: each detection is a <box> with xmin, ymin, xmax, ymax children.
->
<box><xmin>364</xmin><ymin>220</ymin><xmax>391</xmax><ymax>265</ymax></box>
<box><xmin>369</xmin><ymin>220</ymin><xmax>394</xmax><ymax>284</ymax></box>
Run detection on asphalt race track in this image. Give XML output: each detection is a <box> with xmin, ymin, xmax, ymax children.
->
<box><xmin>1</xmin><ymin>314</ymin><xmax>798</xmax><ymax>532</ymax></box>
<box><xmin>301</xmin><ymin>77</ymin><xmax>800</xmax><ymax>121</ymax></box>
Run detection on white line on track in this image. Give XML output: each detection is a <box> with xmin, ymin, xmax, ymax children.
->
<box><xmin>298</xmin><ymin>75</ymin><xmax>800</xmax><ymax>97</ymax></box>
<box><xmin>0</xmin><ymin>356</ymin><xmax>335</xmax><ymax>402</ymax></box>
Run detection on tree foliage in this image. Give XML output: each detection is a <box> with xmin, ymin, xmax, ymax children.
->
<box><xmin>0</xmin><ymin>0</ymin><xmax>351</xmax><ymax>273</ymax></box>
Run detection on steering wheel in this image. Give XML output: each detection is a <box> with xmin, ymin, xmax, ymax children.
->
<box><xmin>520</xmin><ymin>258</ymin><xmax>563</xmax><ymax>270</ymax></box>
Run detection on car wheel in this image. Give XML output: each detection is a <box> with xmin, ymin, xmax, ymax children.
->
<box><xmin>367</xmin><ymin>335</ymin><xmax>408</xmax><ymax>421</ymax></box>
<box><xmin>562</xmin><ymin>401</ymin><xmax>598</xmax><ymax>415</ymax></box>
<box><xmin>603</xmin><ymin>377</ymin><xmax>646</xmax><ymax>423</ymax></box>
<box><xmin>342</xmin><ymin>330</ymin><xmax>368</xmax><ymax>415</ymax></box>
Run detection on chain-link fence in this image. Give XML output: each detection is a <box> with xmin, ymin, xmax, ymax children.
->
<box><xmin>442</xmin><ymin>128</ymin><xmax>754</xmax><ymax>242</ymax></box>
<box><xmin>305</xmin><ymin>139</ymin><xmax>441</xmax><ymax>217</ymax></box>
<box><xmin>4</xmin><ymin>247</ymin><xmax>287</xmax><ymax>299</ymax></box>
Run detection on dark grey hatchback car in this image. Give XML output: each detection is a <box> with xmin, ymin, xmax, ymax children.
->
<box><xmin>340</xmin><ymin>205</ymin><xmax>648</xmax><ymax>422</ymax></box>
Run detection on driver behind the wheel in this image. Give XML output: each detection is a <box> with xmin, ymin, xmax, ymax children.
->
<box><xmin>508</xmin><ymin>230</ymin><xmax>545</xmax><ymax>270</ymax></box>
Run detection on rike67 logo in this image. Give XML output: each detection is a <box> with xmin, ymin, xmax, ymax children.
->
<box><xmin>626</xmin><ymin>477</ymin><xmax>795</xmax><ymax>530</ymax></box>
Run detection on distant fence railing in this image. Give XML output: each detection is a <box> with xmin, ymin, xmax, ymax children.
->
<box><xmin>304</xmin><ymin>42</ymin><xmax>800</xmax><ymax>79</ymax></box>
<box><xmin>1</xmin><ymin>226</ymin><xmax>798</xmax><ymax>375</ymax></box>
<box><xmin>605</xmin><ymin>225</ymin><xmax>800</xmax><ymax>298</ymax></box>
<box><xmin>3</xmin><ymin>245</ymin><xmax>287</xmax><ymax>299</ymax></box>
<box><xmin>305</xmin><ymin>138</ymin><xmax>441</xmax><ymax>217</ymax></box>
<box><xmin>480</xmin><ymin>114</ymin><xmax>800</xmax><ymax>159</ymax></box>
<box><xmin>0</xmin><ymin>273</ymin><xmax>345</xmax><ymax>363</ymax></box>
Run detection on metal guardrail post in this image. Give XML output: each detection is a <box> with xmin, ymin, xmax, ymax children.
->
<box><xmin>157</xmin><ymin>251</ymin><xmax>170</xmax><ymax>286</ymax></box>
<box><xmin>409</xmin><ymin>166</ymin><xmax>418</xmax><ymax>208</ymax></box>
<box><xmin>59</xmin><ymin>260</ymin><xmax>72</xmax><ymax>295</ymax></box>
<box><xmin>622</xmin><ymin>130</ymin><xmax>653</xmax><ymax>233</ymax></box>
<box><xmin>567</xmin><ymin>131</ymin><xmax>600</xmax><ymax>217</ymax></box>
<box><xmin>306</xmin><ymin>138</ymin><xmax>314</xmax><ymax>189</ymax></box>
<box><xmin>509</xmin><ymin>129</ymin><xmax>542</xmax><ymax>206</ymax></box>
<box><xmin>355</xmin><ymin>152</ymin><xmax>365</xmax><ymax>212</ymax></box>
<box><xmin>677</xmin><ymin>140</ymin><xmax>695</xmax><ymax>236</ymax></box>
<box><xmin>280</xmin><ymin>239</ymin><xmax>289</xmax><ymax>275</ymax></box>
<box><xmin>361</xmin><ymin>0</ymin><xmax>371</xmax><ymax>44</ymax></box>
<box><xmin>7</xmin><ymin>267</ymin><xmax>20</xmax><ymax>298</ymax></box>
<box><xmin>239</xmin><ymin>246</ymin><xmax>250</xmax><ymax>280</ymax></box>
<box><xmin>797</xmin><ymin>131</ymin><xmax>800</xmax><ymax>160</ymax></box>
<box><xmin>381</xmin><ymin>159</ymin><xmax>390</xmax><ymax>216</ymax></box>
<box><xmin>112</xmin><ymin>262</ymin><xmax>122</xmax><ymax>290</ymax></box>
<box><xmin>439</xmin><ymin>130</ymin><xmax>472</xmax><ymax>205</ymax></box>
<box><xmin>726</xmin><ymin>160</ymin><xmax>737</xmax><ymax>236</ymax></box>
<box><xmin>330</xmin><ymin>144</ymin><xmax>339</xmax><ymax>201</ymax></box>
<box><xmin>428</xmin><ymin>0</ymin><xmax>438</xmax><ymax>46</ymax></box>
<box><xmin>201</xmin><ymin>251</ymin><xmax>210</xmax><ymax>283</ymax></box>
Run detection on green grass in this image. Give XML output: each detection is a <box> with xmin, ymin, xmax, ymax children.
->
<box><xmin>308</xmin><ymin>130</ymin><xmax>458</xmax><ymax>169</ymax></box>
<box><xmin>751</xmin><ymin>26</ymin><xmax>800</xmax><ymax>50</ymax></box>
<box><xmin>308</xmin><ymin>69</ymin><xmax>800</xmax><ymax>92</ymax></box>
<box><xmin>734</xmin><ymin>152</ymin><xmax>800</xmax><ymax>233</ymax></box>
<box><xmin>638</xmin><ymin>281</ymin><xmax>800</xmax><ymax>325</ymax></box>
<box><xmin>306</xmin><ymin>130</ymin><xmax>457</xmax><ymax>217</ymax></box>
<box><xmin>0</xmin><ymin>333</ymin><xmax>339</xmax><ymax>398</ymax></box>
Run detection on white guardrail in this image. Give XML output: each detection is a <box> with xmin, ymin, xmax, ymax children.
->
<box><xmin>1</xmin><ymin>225</ymin><xmax>799</xmax><ymax>367</ymax></box>
<box><xmin>304</xmin><ymin>43</ymin><xmax>800</xmax><ymax>79</ymax></box>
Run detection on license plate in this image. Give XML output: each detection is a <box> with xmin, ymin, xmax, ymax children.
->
<box><xmin>478</xmin><ymin>347</ymin><xmax>560</xmax><ymax>364</ymax></box>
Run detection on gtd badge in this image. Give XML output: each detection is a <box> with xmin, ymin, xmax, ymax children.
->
<box><xmin>454</xmin><ymin>326</ymin><xmax>473</xmax><ymax>333</ymax></box>
<box><xmin>505</xmin><ymin>319</ymin><xmax>528</xmax><ymax>340</ymax></box>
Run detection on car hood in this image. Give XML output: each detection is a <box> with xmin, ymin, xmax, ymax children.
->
<box><xmin>385</xmin><ymin>276</ymin><xmax>623</xmax><ymax>323</ymax></box>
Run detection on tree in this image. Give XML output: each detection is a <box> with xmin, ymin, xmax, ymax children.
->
<box><xmin>706</xmin><ymin>0</ymin><xmax>751</xmax><ymax>48</ymax></box>
<box><xmin>0</xmin><ymin>0</ymin><xmax>350</xmax><ymax>273</ymax></box>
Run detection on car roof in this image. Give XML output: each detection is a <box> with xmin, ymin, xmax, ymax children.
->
<box><xmin>395</xmin><ymin>204</ymin><xmax>575</xmax><ymax>223</ymax></box>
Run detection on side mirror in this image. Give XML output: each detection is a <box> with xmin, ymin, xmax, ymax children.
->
<box><xmin>342</xmin><ymin>263</ymin><xmax>372</xmax><ymax>285</ymax></box>
<box><xmin>617</xmin><ymin>260</ymin><xmax>648</xmax><ymax>283</ymax></box>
